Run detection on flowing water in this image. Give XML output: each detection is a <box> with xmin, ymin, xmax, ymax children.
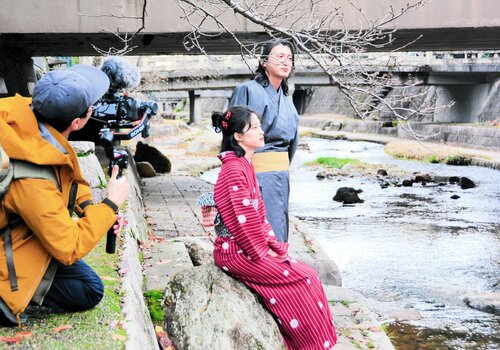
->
<box><xmin>202</xmin><ymin>137</ymin><xmax>500</xmax><ymax>349</ymax></box>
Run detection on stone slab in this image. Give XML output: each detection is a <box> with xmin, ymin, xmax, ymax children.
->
<box><xmin>144</xmin><ymin>241</ymin><xmax>194</xmax><ymax>291</ymax></box>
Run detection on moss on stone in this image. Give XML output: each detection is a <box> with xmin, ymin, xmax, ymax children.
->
<box><xmin>143</xmin><ymin>290</ymin><xmax>165</xmax><ymax>325</ymax></box>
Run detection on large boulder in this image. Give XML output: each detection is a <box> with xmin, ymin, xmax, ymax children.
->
<box><xmin>134</xmin><ymin>141</ymin><xmax>172</xmax><ymax>173</ymax></box>
<box><xmin>333</xmin><ymin>187</ymin><xmax>364</xmax><ymax>204</ymax></box>
<box><xmin>463</xmin><ymin>292</ymin><xmax>500</xmax><ymax>315</ymax></box>
<box><xmin>71</xmin><ymin>141</ymin><xmax>107</xmax><ymax>202</ymax></box>
<box><xmin>164</xmin><ymin>264</ymin><xmax>285</xmax><ymax>350</ymax></box>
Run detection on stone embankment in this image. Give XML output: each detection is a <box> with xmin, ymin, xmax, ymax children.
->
<box><xmin>299</xmin><ymin>113</ymin><xmax>500</xmax><ymax>170</ymax></box>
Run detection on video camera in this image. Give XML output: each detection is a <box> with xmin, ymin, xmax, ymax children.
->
<box><xmin>85</xmin><ymin>57</ymin><xmax>158</xmax><ymax>254</ymax></box>
<box><xmin>95</xmin><ymin>56</ymin><xmax>158</xmax><ymax>141</ymax></box>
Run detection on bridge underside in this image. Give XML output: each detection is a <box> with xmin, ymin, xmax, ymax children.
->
<box><xmin>1</xmin><ymin>27</ymin><xmax>499</xmax><ymax>57</ymax></box>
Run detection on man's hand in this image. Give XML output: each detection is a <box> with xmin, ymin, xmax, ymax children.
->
<box><xmin>106</xmin><ymin>165</ymin><xmax>129</xmax><ymax>207</ymax></box>
<box><xmin>112</xmin><ymin>212</ymin><xmax>126</xmax><ymax>235</ymax></box>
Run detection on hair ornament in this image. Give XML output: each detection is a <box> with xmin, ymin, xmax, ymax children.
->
<box><xmin>221</xmin><ymin>120</ymin><xmax>228</xmax><ymax>129</ymax></box>
<box><xmin>225</xmin><ymin>111</ymin><xmax>232</xmax><ymax>120</ymax></box>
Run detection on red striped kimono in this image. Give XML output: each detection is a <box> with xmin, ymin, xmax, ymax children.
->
<box><xmin>213</xmin><ymin>151</ymin><xmax>337</xmax><ymax>349</ymax></box>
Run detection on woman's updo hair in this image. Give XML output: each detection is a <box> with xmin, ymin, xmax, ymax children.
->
<box><xmin>211</xmin><ymin>105</ymin><xmax>261</xmax><ymax>157</ymax></box>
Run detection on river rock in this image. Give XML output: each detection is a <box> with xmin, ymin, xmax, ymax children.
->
<box><xmin>449</xmin><ymin>176</ymin><xmax>460</xmax><ymax>184</ymax></box>
<box><xmin>333</xmin><ymin>187</ymin><xmax>364</xmax><ymax>204</ymax></box>
<box><xmin>386</xmin><ymin>308</ymin><xmax>422</xmax><ymax>321</ymax></box>
<box><xmin>134</xmin><ymin>141</ymin><xmax>172</xmax><ymax>173</ymax></box>
<box><xmin>72</xmin><ymin>141</ymin><xmax>107</xmax><ymax>202</ymax></box>
<box><xmin>460</xmin><ymin>177</ymin><xmax>476</xmax><ymax>189</ymax></box>
<box><xmin>136</xmin><ymin>161</ymin><xmax>157</xmax><ymax>178</ymax></box>
<box><xmin>402</xmin><ymin>179</ymin><xmax>413</xmax><ymax>187</ymax></box>
<box><xmin>316</xmin><ymin>171</ymin><xmax>327</xmax><ymax>180</ymax></box>
<box><xmin>450</xmin><ymin>194</ymin><xmax>461</xmax><ymax>200</ymax></box>
<box><xmin>379</xmin><ymin>181</ymin><xmax>390</xmax><ymax>189</ymax></box>
<box><xmin>307</xmin><ymin>258</ymin><xmax>342</xmax><ymax>287</ymax></box>
<box><xmin>163</xmin><ymin>264</ymin><xmax>285</xmax><ymax>350</ymax></box>
<box><xmin>377</xmin><ymin>169</ymin><xmax>388</xmax><ymax>176</ymax></box>
<box><xmin>180</xmin><ymin>237</ymin><xmax>213</xmax><ymax>266</ymax></box>
<box><xmin>463</xmin><ymin>292</ymin><xmax>500</xmax><ymax>315</ymax></box>
<box><xmin>433</xmin><ymin>175</ymin><xmax>449</xmax><ymax>183</ymax></box>
<box><xmin>414</xmin><ymin>174</ymin><xmax>432</xmax><ymax>183</ymax></box>
<box><xmin>297</xmin><ymin>141</ymin><xmax>310</xmax><ymax>151</ymax></box>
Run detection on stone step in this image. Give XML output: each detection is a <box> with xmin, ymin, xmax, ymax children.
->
<box><xmin>144</xmin><ymin>240</ymin><xmax>194</xmax><ymax>291</ymax></box>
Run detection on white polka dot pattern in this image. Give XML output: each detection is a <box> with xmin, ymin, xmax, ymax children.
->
<box><xmin>213</xmin><ymin>152</ymin><xmax>337</xmax><ymax>348</ymax></box>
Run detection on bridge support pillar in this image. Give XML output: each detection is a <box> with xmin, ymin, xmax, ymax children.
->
<box><xmin>434</xmin><ymin>83</ymin><xmax>493</xmax><ymax>123</ymax></box>
<box><xmin>0</xmin><ymin>52</ymin><xmax>37</xmax><ymax>98</ymax></box>
<box><xmin>188</xmin><ymin>90</ymin><xmax>201</xmax><ymax>124</ymax></box>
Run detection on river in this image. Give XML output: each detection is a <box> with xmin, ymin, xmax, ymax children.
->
<box><xmin>202</xmin><ymin>137</ymin><xmax>500</xmax><ymax>349</ymax></box>
<box><xmin>290</xmin><ymin>137</ymin><xmax>499</xmax><ymax>350</ymax></box>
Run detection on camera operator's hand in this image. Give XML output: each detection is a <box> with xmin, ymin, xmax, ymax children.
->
<box><xmin>112</xmin><ymin>212</ymin><xmax>126</xmax><ymax>235</ymax></box>
<box><xmin>106</xmin><ymin>165</ymin><xmax>129</xmax><ymax>207</ymax></box>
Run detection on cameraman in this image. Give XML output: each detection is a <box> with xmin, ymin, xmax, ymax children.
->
<box><xmin>0</xmin><ymin>64</ymin><xmax>128</xmax><ymax>326</ymax></box>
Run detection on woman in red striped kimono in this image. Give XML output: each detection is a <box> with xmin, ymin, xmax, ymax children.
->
<box><xmin>212</xmin><ymin>106</ymin><xmax>337</xmax><ymax>349</ymax></box>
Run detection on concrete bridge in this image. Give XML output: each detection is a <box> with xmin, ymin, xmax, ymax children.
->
<box><xmin>1</xmin><ymin>0</ymin><xmax>500</xmax><ymax>95</ymax></box>
<box><xmin>1</xmin><ymin>0</ymin><xmax>500</xmax><ymax>56</ymax></box>
<box><xmin>130</xmin><ymin>52</ymin><xmax>499</xmax><ymax>123</ymax></box>
<box><xmin>1</xmin><ymin>0</ymin><xmax>499</xmax><ymax>123</ymax></box>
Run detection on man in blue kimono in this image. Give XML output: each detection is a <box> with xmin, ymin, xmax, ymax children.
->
<box><xmin>229</xmin><ymin>39</ymin><xmax>299</xmax><ymax>242</ymax></box>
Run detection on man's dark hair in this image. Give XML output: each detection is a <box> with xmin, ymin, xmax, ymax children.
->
<box><xmin>252</xmin><ymin>39</ymin><xmax>295</xmax><ymax>96</ymax></box>
<box><xmin>211</xmin><ymin>105</ymin><xmax>262</xmax><ymax>157</ymax></box>
<box><xmin>33</xmin><ymin>109</ymin><xmax>88</xmax><ymax>133</ymax></box>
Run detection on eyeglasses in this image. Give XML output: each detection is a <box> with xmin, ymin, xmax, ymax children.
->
<box><xmin>91</xmin><ymin>101</ymin><xmax>102</xmax><ymax>111</ymax></box>
<box><xmin>268</xmin><ymin>54</ymin><xmax>293</xmax><ymax>65</ymax></box>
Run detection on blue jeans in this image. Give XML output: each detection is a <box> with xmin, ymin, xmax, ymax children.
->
<box><xmin>42</xmin><ymin>260</ymin><xmax>104</xmax><ymax>311</ymax></box>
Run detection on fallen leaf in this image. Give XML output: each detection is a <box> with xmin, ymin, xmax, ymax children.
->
<box><xmin>156</xmin><ymin>329</ymin><xmax>174</xmax><ymax>350</ymax></box>
<box><xmin>16</xmin><ymin>331</ymin><xmax>33</xmax><ymax>339</ymax></box>
<box><xmin>111</xmin><ymin>320</ymin><xmax>126</xmax><ymax>329</ymax></box>
<box><xmin>101</xmin><ymin>276</ymin><xmax>117</xmax><ymax>281</ymax></box>
<box><xmin>53</xmin><ymin>325</ymin><xmax>73</xmax><ymax>333</ymax></box>
<box><xmin>118</xmin><ymin>268</ymin><xmax>130</xmax><ymax>275</ymax></box>
<box><xmin>0</xmin><ymin>336</ymin><xmax>22</xmax><ymax>343</ymax></box>
<box><xmin>156</xmin><ymin>259</ymin><xmax>172</xmax><ymax>265</ymax></box>
<box><xmin>111</xmin><ymin>333</ymin><xmax>127</xmax><ymax>341</ymax></box>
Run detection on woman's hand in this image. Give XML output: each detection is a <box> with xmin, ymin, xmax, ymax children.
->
<box><xmin>266</xmin><ymin>249</ymin><xmax>287</xmax><ymax>259</ymax></box>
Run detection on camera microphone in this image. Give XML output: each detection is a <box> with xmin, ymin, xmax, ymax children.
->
<box><xmin>101</xmin><ymin>56</ymin><xmax>141</xmax><ymax>92</ymax></box>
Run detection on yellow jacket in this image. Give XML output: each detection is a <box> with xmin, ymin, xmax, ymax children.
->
<box><xmin>0</xmin><ymin>95</ymin><xmax>116</xmax><ymax>315</ymax></box>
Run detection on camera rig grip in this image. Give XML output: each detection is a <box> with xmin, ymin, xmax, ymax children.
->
<box><xmin>100</xmin><ymin>128</ymin><xmax>129</xmax><ymax>254</ymax></box>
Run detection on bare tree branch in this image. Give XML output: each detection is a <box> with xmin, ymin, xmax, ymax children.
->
<box><xmin>80</xmin><ymin>0</ymin><xmax>148</xmax><ymax>56</ymax></box>
<box><xmin>175</xmin><ymin>0</ymin><xmax>443</xmax><ymax>127</ymax></box>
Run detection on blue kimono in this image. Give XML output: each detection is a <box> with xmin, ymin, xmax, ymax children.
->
<box><xmin>229</xmin><ymin>79</ymin><xmax>299</xmax><ymax>242</ymax></box>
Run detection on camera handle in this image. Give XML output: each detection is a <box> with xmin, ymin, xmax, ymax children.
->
<box><xmin>105</xmin><ymin>149</ymin><xmax>128</xmax><ymax>254</ymax></box>
<box><xmin>100</xmin><ymin>127</ymin><xmax>129</xmax><ymax>254</ymax></box>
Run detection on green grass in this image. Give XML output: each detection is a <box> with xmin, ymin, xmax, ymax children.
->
<box><xmin>423</xmin><ymin>154</ymin><xmax>472</xmax><ymax>166</ymax></box>
<box><xmin>143</xmin><ymin>290</ymin><xmax>165</xmax><ymax>325</ymax></box>
<box><xmin>0</xmin><ymin>238</ymin><xmax>126</xmax><ymax>349</ymax></box>
<box><xmin>307</xmin><ymin>157</ymin><xmax>361</xmax><ymax>169</ymax></box>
